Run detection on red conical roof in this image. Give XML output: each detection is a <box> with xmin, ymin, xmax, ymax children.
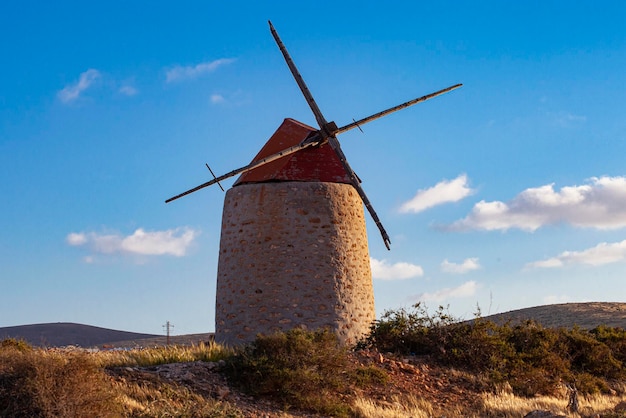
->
<box><xmin>233</xmin><ymin>118</ymin><xmax>352</xmax><ymax>186</ymax></box>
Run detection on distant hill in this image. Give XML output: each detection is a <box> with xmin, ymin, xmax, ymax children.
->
<box><xmin>3</xmin><ymin>303</ymin><xmax>625</xmax><ymax>348</ymax></box>
<box><xmin>0</xmin><ymin>323</ymin><xmax>160</xmax><ymax>347</ymax></box>
<box><xmin>485</xmin><ymin>302</ymin><xmax>626</xmax><ymax>329</ymax></box>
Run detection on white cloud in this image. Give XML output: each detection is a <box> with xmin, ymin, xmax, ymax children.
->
<box><xmin>526</xmin><ymin>239</ymin><xmax>626</xmax><ymax>269</ymax></box>
<box><xmin>66</xmin><ymin>232</ymin><xmax>87</xmax><ymax>246</ymax></box>
<box><xmin>66</xmin><ymin>227</ymin><xmax>198</xmax><ymax>257</ymax></box>
<box><xmin>370</xmin><ymin>257</ymin><xmax>423</xmax><ymax>280</ymax></box>
<box><xmin>417</xmin><ymin>281</ymin><xmax>478</xmax><ymax>302</ymax></box>
<box><xmin>210</xmin><ymin>93</ymin><xmax>225</xmax><ymax>104</ymax></box>
<box><xmin>399</xmin><ymin>174</ymin><xmax>474</xmax><ymax>214</ymax></box>
<box><xmin>119</xmin><ymin>85</ymin><xmax>138</xmax><ymax>96</ymax></box>
<box><xmin>57</xmin><ymin>69</ymin><xmax>101</xmax><ymax>103</ymax></box>
<box><xmin>552</xmin><ymin>111</ymin><xmax>587</xmax><ymax>128</ymax></box>
<box><xmin>441</xmin><ymin>257</ymin><xmax>481</xmax><ymax>274</ymax></box>
<box><xmin>449</xmin><ymin>176</ymin><xmax>626</xmax><ymax>232</ymax></box>
<box><xmin>165</xmin><ymin>58</ymin><xmax>235</xmax><ymax>83</ymax></box>
<box><xmin>526</xmin><ymin>258</ymin><xmax>564</xmax><ymax>269</ymax></box>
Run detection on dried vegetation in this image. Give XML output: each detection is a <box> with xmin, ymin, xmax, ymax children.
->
<box><xmin>3</xmin><ymin>304</ymin><xmax>626</xmax><ymax>417</ymax></box>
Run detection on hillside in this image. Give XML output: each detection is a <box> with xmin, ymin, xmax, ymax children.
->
<box><xmin>0</xmin><ymin>323</ymin><xmax>160</xmax><ymax>347</ymax></box>
<box><xmin>485</xmin><ymin>302</ymin><xmax>626</xmax><ymax>329</ymax></box>
<box><xmin>2</xmin><ymin>302</ymin><xmax>625</xmax><ymax>349</ymax></box>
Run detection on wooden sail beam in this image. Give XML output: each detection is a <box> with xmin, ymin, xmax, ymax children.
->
<box><xmin>165</xmin><ymin>136</ymin><xmax>321</xmax><ymax>203</ymax></box>
<box><xmin>336</xmin><ymin>83</ymin><xmax>462</xmax><ymax>135</ymax></box>
<box><xmin>269</xmin><ymin>21</ymin><xmax>331</xmax><ymax>133</ymax></box>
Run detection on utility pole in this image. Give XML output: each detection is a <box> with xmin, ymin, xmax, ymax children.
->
<box><xmin>162</xmin><ymin>321</ymin><xmax>174</xmax><ymax>346</ymax></box>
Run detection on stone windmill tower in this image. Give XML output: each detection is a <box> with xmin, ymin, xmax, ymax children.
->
<box><xmin>166</xmin><ymin>22</ymin><xmax>461</xmax><ymax>346</ymax></box>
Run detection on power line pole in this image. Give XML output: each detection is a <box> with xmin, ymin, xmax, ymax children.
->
<box><xmin>162</xmin><ymin>321</ymin><xmax>174</xmax><ymax>346</ymax></box>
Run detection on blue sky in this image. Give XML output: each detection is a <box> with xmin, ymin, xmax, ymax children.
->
<box><xmin>1</xmin><ymin>1</ymin><xmax>625</xmax><ymax>335</ymax></box>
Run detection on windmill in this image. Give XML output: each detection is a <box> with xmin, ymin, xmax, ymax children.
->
<box><xmin>167</xmin><ymin>22</ymin><xmax>461</xmax><ymax>345</ymax></box>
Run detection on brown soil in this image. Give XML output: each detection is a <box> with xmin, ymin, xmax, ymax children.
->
<box><xmin>350</xmin><ymin>349</ymin><xmax>485</xmax><ymax>413</ymax></box>
<box><xmin>107</xmin><ymin>349</ymin><xmax>487</xmax><ymax>417</ymax></box>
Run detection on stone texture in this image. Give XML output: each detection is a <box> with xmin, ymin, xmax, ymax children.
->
<box><xmin>215</xmin><ymin>181</ymin><xmax>374</xmax><ymax>346</ymax></box>
<box><xmin>523</xmin><ymin>411</ymin><xmax>566</xmax><ymax>418</ymax></box>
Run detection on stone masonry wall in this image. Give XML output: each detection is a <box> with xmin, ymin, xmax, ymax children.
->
<box><xmin>215</xmin><ymin>181</ymin><xmax>375</xmax><ymax>346</ymax></box>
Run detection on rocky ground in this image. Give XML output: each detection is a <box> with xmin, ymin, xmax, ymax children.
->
<box><xmin>107</xmin><ymin>349</ymin><xmax>487</xmax><ymax>417</ymax></box>
<box><xmin>109</xmin><ymin>360</ymin><xmax>319</xmax><ymax>417</ymax></box>
<box><xmin>99</xmin><ymin>303</ymin><xmax>626</xmax><ymax>416</ymax></box>
<box><xmin>107</xmin><ymin>349</ymin><xmax>626</xmax><ymax>417</ymax></box>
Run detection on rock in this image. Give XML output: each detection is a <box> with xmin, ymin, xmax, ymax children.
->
<box><xmin>217</xmin><ymin>386</ymin><xmax>230</xmax><ymax>400</ymax></box>
<box><xmin>615</xmin><ymin>400</ymin><xmax>626</xmax><ymax>413</ymax></box>
<box><xmin>523</xmin><ymin>410</ymin><xmax>566</xmax><ymax>418</ymax></box>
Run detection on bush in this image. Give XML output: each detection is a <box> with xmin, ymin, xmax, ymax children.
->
<box><xmin>359</xmin><ymin>303</ymin><xmax>459</xmax><ymax>356</ymax></box>
<box><xmin>0</xmin><ymin>343</ymin><xmax>121</xmax><ymax>417</ymax></box>
<box><xmin>563</xmin><ymin>326</ymin><xmax>623</xmax><ymax>379</ymax></box>
<box><xmin>225</xmin><ymin>328</ymin><xmax>387</xmax><ymax>417</ymax></box>
<box><xmin>360</xmin><ymin>304</ymin><xmax>626</xmax><ymax>396</ymax></box>
<box><xmin>590</xmin><ymin>325</ymin><xmax>626</xmax><ymax>363</ymax></box>
<box><xmin>0</xmin><ymin>338</ymin><xmax>32</xmax><ymax>351</ymax></box>
<box><xmin>351</xmin><ymin>365</ymin><xmax>389</xmax><ymax>387</ymax></box>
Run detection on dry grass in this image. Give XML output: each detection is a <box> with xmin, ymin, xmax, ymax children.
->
<box><xmin>481</xmin><ymin>390</ymin><xmax>572</xmax><ymax>417</ymax></box>
<box><xmin>110</xmin><ymin>368</ymin><xmax>242</xmax><ymax>418</ymax></box>
<box><xmin>0</xmin><ymin>344</ymin><xmax>121</xmax><ymax>417</ymax></box>
<box><xmin>479</xmin><ymin>388</ymin><xmax>626</xmax><ymax>417</ymax></box>
<box><xmin>0</xmin><ymin>340</ymin><xmax>242</xmax><ymax>418</ymax></box>
<box><xmin>96</xmin><ymin>342</ymin><xmax>242</xmax><ymax>417</ymax></box>
<box><xmin>353</xmin><ymin>390</ymin><xmax>626</xmax><ymax>418</ymax></box>
<box><xmin>95</xmin><ymin>340</ymin><xmax>233</xmax><ymax>368</ymax></box>
<box><xmin>352</xmin><ymin>395</ymin><xmax>437</xmax><ymax>418</ymax></box>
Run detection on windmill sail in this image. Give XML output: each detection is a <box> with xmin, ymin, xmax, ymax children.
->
<box><xmin>269</xmin><ymin>21</ymin><xmax>330</xmax><ymax>134</ymax></box>
<box><xmin>166</xmin><ymin>21</ymin><xmax>462</xmax><ymax>250</ymax></box>
<box><xmin>165</xmin><ymin>136</ymin><xmax>321</xmax><ymax>203</ymax></box>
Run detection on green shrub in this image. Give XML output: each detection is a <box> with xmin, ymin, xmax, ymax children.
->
<box><xmin>351</xmin><ymin>365</ymin><xmax>389</xmax><ymax>387</ymax></box>
<box><xmin>590</xmin><ymin>325</ymin><xmax>626</xmax><ymax>363</ymax></box>
<box><xmin>225</xmin><ymin>328</ymin><xmax>387</xmax><ymax>417</ymax></box>
<box><xmin>359</xmin><ymin>303</ymin><xmax>459</xmax><ymax>356</ymax></box>
<box><xmin>563</xmin><ymin>326</ymin><xmax>623</xmax><ymax>379</ymax></box>
<box><xmin>225</xmin><ymin>329</ymin><xmax>351</xmax><ymax>416</ymax></box>
<box><xmin>360</xmin><ymin>304</ymin><xmax>626</xmax><ymax>397</ymax></box>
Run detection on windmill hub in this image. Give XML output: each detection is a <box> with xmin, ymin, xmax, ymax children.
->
<box><xmin>321</xmin><ymin>121</ymin><xmax>338</xmax><ymax>138</ymax></box>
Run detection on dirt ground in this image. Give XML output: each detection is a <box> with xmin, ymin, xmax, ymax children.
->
<box><xmin>108</xmin><ymin>349</ymin><xmax>487</xmax><ymax>417</ymax></box>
